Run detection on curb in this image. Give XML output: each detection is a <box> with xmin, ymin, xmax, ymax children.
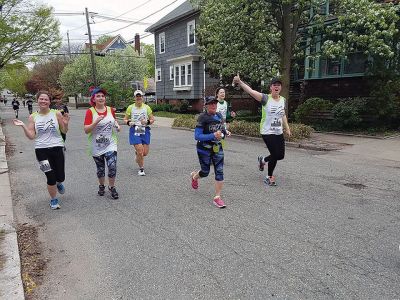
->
<box><xmin>315</xmin><ymin>131</ymin><xmax>400</xmax><ymax>140</ymax></box>
<box><xmin>171</xmin><ymin>126</ymin><xmax>341</xmax><ymax>151</ymax></box>
<box><xmin>0</xmin><ymin>123</ymin><xmax>25</xmax><ymax>300</ymax></box>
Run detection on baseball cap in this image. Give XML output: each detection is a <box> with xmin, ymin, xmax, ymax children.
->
<box><xmin>270</xmin><ymin>77</ymin><xmax>282</xmax><ymax>85</ymax></box>
<box><xmin>134</xmin><ymin>90</ymin><xmax>144</xmax><ymax>96</ymax></box>
<box><xmin>204</xmin><ymin>96</ymin><xmax>218</xmax><ymax>105</ymax></box>
<box><xmin>90</xmin><ymin>87</ymin><xmax>107</xmax><ymax>96</ymax></box>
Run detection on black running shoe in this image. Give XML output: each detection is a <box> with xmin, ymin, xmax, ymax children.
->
<box><xmin>98</xmin><ymin>184</ymin><xmax>105</xmax><ymax>196</ymax></box>
<box><xmin>258</xmin><ymin>156</ymin><xmax>265</xmax><ymax>171</ymax></box>
<box><xmin>109</xmin><ymin>186</ymin><xmax>119</xmax><ymax>199</ymax></box>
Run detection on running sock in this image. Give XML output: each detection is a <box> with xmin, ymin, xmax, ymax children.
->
<box><xmin>140</xmin><ymin>167</ymin><xmax>144</xmax><ymax>172</ymax></box>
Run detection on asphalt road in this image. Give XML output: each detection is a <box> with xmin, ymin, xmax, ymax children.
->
<box><xmin>2</xmin><ymin>106</ymin><xmax>400</xmax><ymax>299</ymax></box>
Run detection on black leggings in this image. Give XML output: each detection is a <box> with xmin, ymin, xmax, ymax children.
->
<box><xmin>35</xmin><ymin>147</ymin><xmax>65</xmax><ymax>185</ymax></box>
<box><xmin>261</xmin><ymin>134</ymin><xmax>285</xmax><ymax>177</ymax></box>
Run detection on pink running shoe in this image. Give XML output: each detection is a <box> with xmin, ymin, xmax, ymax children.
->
<box><xmin>213</xmin><ymin>196</ymin><xmax>226</xmax><ymax>208</ymax></box>
<box><xmin>191</xmin><ymin>171</ymin><xmax>198</xmax><ymax>189</ymax></box>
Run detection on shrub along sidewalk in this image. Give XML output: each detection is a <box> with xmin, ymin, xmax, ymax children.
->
<box><xmin>172</xmin><ymin>115</ymin><xmax>314</xmax><ymax>142</ymax></box>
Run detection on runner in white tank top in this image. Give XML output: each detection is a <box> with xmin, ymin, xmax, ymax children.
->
<box><xmin>233</xmin><ymin>75</ymin><xmax>291</xmax><ymax>186</ymax></box>
<box><xmin>84</xmin><ymin>87</ymin><xmax>121</xmax><ymax>199</ymax></box>
<box><xmin>13</xmin><ymin>91</ymin><xmax>70</xmax><ymax>209</ymax></box>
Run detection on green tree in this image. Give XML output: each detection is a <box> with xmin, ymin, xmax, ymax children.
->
<box><xmin>95</xmin><ymin>35</ymin><xmax>114</xmax><ymax>45</ymax></box>
<box><xmin>0</xmin><ymin>69</ymin><xmax>10</xmax><ymax>90</ymax></box>
<box><xmin>0</xmin><ymin>0</ymin><xmax>61</xmax><ymax>69</ymax></box>
<box><xmin>194</xmin><ymin>0</ymin><xmax>398</xmax><ymax>101</ymax></box>
<box><xmin>3</xmin><ymin>65</ymin><xmax>30</xmax><ymax>97</ymax></box>
<box><xmin>142</xmin><ymin>43</ymin><xmax>155</xmax><ymax>77</ymax></box>
<box><xmin>59</xmin><ymin>47</ymin><xmax>148</xmax><ymax>106</ymax></box>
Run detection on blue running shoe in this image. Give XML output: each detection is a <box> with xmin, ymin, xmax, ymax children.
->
<box><xmin>57</xmin><ymin>183</ymin><xmax>65</xmax><ymax>194</ymax></box>
<box><xmin>50</xmin><ymin>198</ymin><xmax>60</xmax><ymax>210</ymax></box>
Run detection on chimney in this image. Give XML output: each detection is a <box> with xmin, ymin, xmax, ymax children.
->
<box><xmin>134</xmin><ymin>33</ymin><xmax>140</xmax><ymax>55</ymax></box>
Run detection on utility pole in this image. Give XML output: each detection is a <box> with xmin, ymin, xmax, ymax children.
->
<box><xmin>66</xmin><ymin>31</ymin><xmax>72</xmax><ymax>59</ymax></box>
<box><xmin>85</xmin><ymin>7</ymin><xmax>97</xmax><ymax>86</ymax></box>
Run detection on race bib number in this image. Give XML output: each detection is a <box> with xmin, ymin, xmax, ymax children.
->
<box><xmin>39</xmin><ymin>160</ymin><xmax>52</xmax><ymax>173</ymax></box>
<box><xmin>134</xmin><ymin>125</ymin><xmax>145</xmax><ymax>136</ymax></box>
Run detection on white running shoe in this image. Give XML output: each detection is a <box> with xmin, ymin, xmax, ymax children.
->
<box><xmin>138</xmin><ymin>169</ymin><xmax>146</xmax><ymax>176</ymax></box>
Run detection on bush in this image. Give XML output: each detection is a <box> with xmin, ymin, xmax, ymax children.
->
<box><xmin>179</xmin><ymin>100</ymin><xmax>189</xmax><ymax>113</ymax></box>
<box><xmin>235</xmin><ymin>110</ymin><xmax>253</xmax><ymax>117</ymax></box>
<box><xmin>229</xmin><ymin>120</ymin><xmax>260</xmax><ymax>137</ymax></box>
<box><xmin>172</xmin><ymin>115</ymin><xmax>197</xmax><ymax>128</ymax></box>
<box><xmin>332</xmin><ymin>100</ymin><xmax>362</xmax><ymax>129</ymax></box>
<box><xmin>172</xmin><ymin>116</ymin><xmax>314</xmax><ymax>141</ymax></box>
<box><xmin>235</xmin><ymin>115</ymin><xmax>261</xmax><ymax>122</ymax></box>
<box><xmin>294</xmin><ymin>97</ymin><xmax>334</xmax><ymax>124</ymax></box>
<box><xmin>288</xmin><ymin>123</ymin><xmax>315</xmax><ymax>141</ymax></box>
<box><xmin>234</xmin><ymin>110</ymin><xmax>260</xmax><ymax>122</ymax></box>
<box><xmin>148</xmin><ymin>103</ymin><xmax>172</xmax><ymax>112</ymax></box>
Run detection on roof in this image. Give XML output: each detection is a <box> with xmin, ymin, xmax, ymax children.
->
<box><xmin>145</xmin><ymin>0</ymin><xmax>199</xmax><ymax>33</ymax></box>
<box><xmin>84</xmin><ymin>35</ymin><xmax>127</xmax><ymax>52</ymax></box>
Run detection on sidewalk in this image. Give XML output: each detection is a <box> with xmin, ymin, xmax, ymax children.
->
<box><xmin>0</xmin><ymin>124</ymin><xmax>24</xmax><ymax>299</ymax></box>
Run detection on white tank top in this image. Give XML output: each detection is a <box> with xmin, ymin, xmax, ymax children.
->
<box><xmin>33</xmin><ymin>109</ymin><xmax>64</xmax><ymax>148</ymax></box>
<box><xmin>88</xmin><ymin>106</ymin><xmax>118</xmax><ymax>157</ymax></box>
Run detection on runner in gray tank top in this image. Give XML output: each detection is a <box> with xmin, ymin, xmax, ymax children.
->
<box><xmin>13</xmin><ymin>90</ymin><xmax>70</xmax><ymax>209</ymax></box>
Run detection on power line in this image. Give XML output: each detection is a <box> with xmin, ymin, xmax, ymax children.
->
<box><xmin>22</xmin><ymin>52</ymin><xmax>148</xmax><ymax>58</ymax></box>
<box><xmin>92</xmin><ymin>14</ymin><xmax>151</xmax><ymax>25</ymax></box>
<box><xmin>53</xmin><ymin>12</ymin><xmax>85</xmax><ymax>16</ymax></box>
<box><xmin>92</xmin><ymin>0</ymin><xmax>179</xmax><ymax>36</ymax></box>
<box><xmin>92</xmin><ymin>0</ymin><xmax>154</xmax><ymax>24</ymax></box>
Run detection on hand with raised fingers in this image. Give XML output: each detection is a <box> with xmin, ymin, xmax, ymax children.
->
<box><xmin>13</xmin><ymin>119</ymin><xmax>24</xmax><ymax>127</ymax></box>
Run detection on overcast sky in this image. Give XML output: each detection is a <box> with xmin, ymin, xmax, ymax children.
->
<box><xmin>40</xmin><ymin>0</ymin><xmax>187</xmax><ymax>47</ymax></box>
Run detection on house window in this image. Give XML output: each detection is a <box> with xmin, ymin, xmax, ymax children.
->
<box><xmin>187</xmin><ymin>64</ymin><xmax>192</xmax><ymax>85</ymax></box>
<box><xmin>159</xmin><ymin>32</ymin><xmax>165</xmax><ymax>54</ymax></box>
<box><xmin>320</xmin><ymin>58</ymin><xmax>341</xmax><ymax>76</ymax></box>
<box><xmin>175</xmin><ymin>66</ymin><xmax>180</xmax><ymax>85</ymax></box>
<box><xmin>169</xmin><ymin>66</ymin><xmax>174</xmax><ymax>80</ymax></box>
<box><xmin>180</xmin><ymin>65</ymin><xmax>185</xmax><ymax>86</ymax></box>
<box><xmin>187</xmin><ymin>20</ymin><xmax>195</xmax><ymax>46</ymax></box>
<box><xmin>343</xmin><ymin>53</ymin><xmax>367</xmax><ymax>74</ymax></box>
<box><xmin>156</xmin><ymin>68</ymin><xmax>161</xmax><ymax>82</ymax></box>
<box><xmin>173</xmin><ymin>63</ymin><xmax>193</xmax><ymax>87</ymax></box>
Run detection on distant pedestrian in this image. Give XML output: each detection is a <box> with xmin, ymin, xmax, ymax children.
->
<box><xmin>123</xmin><ymin>90</ymin><xmax>154</xmax><ymax>176</ymax></box>
<box><xmin>23</xmin><ymin>99</ymin><xmax>26</xmax><ymax>107</ymax></box>
<box><xmin>215</xmin><ymin>87</ymin><xmax>236</xmax><ymax>129</ymax></box>
<box><xmin>190</xmin><ymin>96</ymin><xmax>230</xmax><ymax>208</ymax></box>
<box><xmin>11</xmin><ymin>98</ymin><xmax>20</xmax><ymax>118</ymax></box>
<box><xmin>51</xmin><ymin>90</ymin><xmax>69</xmax><ymax>142</ymax></box>
<box><xmin>13</xmin><ymin>91</ymin><xmax>70</xmax><ymax>209</ymax></box>
<box><xmin>233</xmin><ymin>74</ymin><xmax>291</xmax><ymax>186</ymax></box>
<box><xmin>84</xmin><ymin>87</ymin><xmax>121</xmax><ymax>199</ymax></box>
<box><xmin>26</xmin><ymin>98</ymin><xmax>33</xmax><ymax>114</ymax></box>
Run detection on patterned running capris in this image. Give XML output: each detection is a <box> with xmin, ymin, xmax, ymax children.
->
<box><xmin>93</xmin><ymin>151</ymin><xmax>118</xmax><ymax>178</ymax></box>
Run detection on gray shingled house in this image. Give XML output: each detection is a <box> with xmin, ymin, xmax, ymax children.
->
<box><xmin>145</xmin><ymin>1</ymin><xmax>218</xmax><ymax>109</ymax></box>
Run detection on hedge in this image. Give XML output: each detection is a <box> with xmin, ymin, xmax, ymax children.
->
<box><xmin>173</xmin><ymin>116</ymin><xmax>314</xmax><ymax>141</ymax></box>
